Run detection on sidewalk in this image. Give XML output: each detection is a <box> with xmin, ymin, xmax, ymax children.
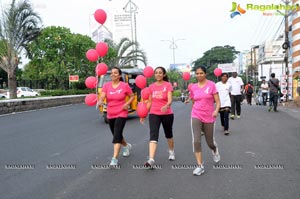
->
<box><xmin>278</xmin><ymin>101</ymin><xmax>300</xmax><ymax>121</ymax></box>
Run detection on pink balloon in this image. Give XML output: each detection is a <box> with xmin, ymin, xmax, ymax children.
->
<box><xmin>182</xmin><ymin>72</ymin><xmax>191</xmax><ymax>81</ymax></box>
<box><xmin>137</xmin><ymin>102</ymin><xmax>148</xmax><ymax>118</ymax></box>
<box><xmin>85</xmin><ymin>93</ymin><xmax>97</xmax><ymax>106</ymax></box>
<box><xmin>94</xmin><ymin>9</ymin><xmax>107</xmax><ymax>25</ymax></box>
<box><xmin>141</xmin><ymin>87</ymin><xmax>150</xmax><ymax>100</ymax></box>
<box><xmin>135</xmin><ymin>75</ymin><xmax>147</xmax><ymax>89</ymax></box>
<box><xmin>86</xmin><ymin>49</ymin><xmax>99</xmax><ymax>62</ymax></box>
<box><xmin>96</xmin><ymin>42</ymin><xmax>108</xmax><ymax>57</ymax></box>
<box><xmin>143</xmin><ymin>66</ymin><xmax>154</xmax><ymax>78</ymax></box>
<box><xmin>85</xmin><ymin>76</ymin><xmax>98</xmax><ymax>89</ymax></box>
<box><xmin>95</xmin><ymin>63</ymin><xmax>108</xmax><ymax>76</ymax></box>
<box><xmin>188</xmin><ymin>83</ymin><xmax>193</xmax><ymax>91</ymax></box>
<box><xmin>214</xmin><ymin>68</ymin><xmax>222</xmax><ymax>77</ymax></box>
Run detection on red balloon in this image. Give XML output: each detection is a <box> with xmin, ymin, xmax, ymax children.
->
<box><xmin>214</xmin><ymin>68</ymin><xmax>222</xmax><ymax>77</ymax></box>
<box><xmin>94</xmin><ymin>9</ymin><xmax>107</xmax><ymax>25</ymax></box>
<box><xmin>141</xmin><ymin>87</ymin><xmax>150</xmax><ymax>100</ymax></box>
<box><xmin>188</xmin><ymin>83</ymin><xmax>193</xmax><ymax>91</ymax></box>
<box><xmin>135</xmin><ymin>75</ymin><xmax>147</xmax><ymax>89</ymax></box>
<box><xmin>96</xmin><ymin>42</ymin><xmax>108</xmax><ymax>57</ymax></box>
<box><xmin>137</xmin><ymin>102</ymin><xmax>148</xmax><ymax>118</ymax></box>
<box><xmin>143</xmin><ymin>66</ymin><xmax>154</xmax><ymax>78</ymax></box>
<box><xmin>95</xmin><ymin>63</ymin><xmax>108</xmax><ymax>76</ymax></box>
<box><xmin>86</xmin><ymin>49</ymin><xmax>99</xmax><ymax>62</ymax></box>
<box><xmin>85</xmin><ymin>76</ymin><xmax>98</xmax><ymax>89</ymax></box>
<box><xmin>85</xmin><ymin>93</ymin><xmax>97</xmax><ymax>106</ymax></box>
<box><xmin>182</xmin><ymin>72</ymin><xmax>191</xmax><ymax>81</ymax></box>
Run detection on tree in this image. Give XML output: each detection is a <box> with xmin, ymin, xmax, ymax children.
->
<box><xmin>192</xmin><ymin>45</ymin><xmax>239</xmax><ymax>81</ymax></box>
<box><xmin>25</xmin><ymin>26</ymin><xmax>98</xmax><ymax>89</ymax></box>
<box><xmin>0</xmin><ymin>0</ymin><xmax>42</xmax><ymax>98</ymax></box>
<box><xmin>112</xmin><ymin>38</ymin><xmax>147</xmax><ymax>68</ymax></box>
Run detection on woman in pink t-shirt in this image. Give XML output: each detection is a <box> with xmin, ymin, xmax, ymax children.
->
<box><xmin>185</xmin><ymin>66</ymin><xmax>221</xmax><ymax>176</ymax></box>
<box><xmin>140</xmin><ymin>66</ymin><xmax>175</xmax><ymax>168</ymax></box>
<box><xmin>98</xmin><ymin>67</ymin><xmax>134</xmax><ymax>167</ymax></box>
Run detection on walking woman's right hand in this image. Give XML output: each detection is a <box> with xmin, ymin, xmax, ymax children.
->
<box><xmin>140</xmin><ymin>118</ymin><xmax>145</xmax><ymax>124</ymax></box>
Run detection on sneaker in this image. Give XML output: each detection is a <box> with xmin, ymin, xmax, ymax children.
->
<box><xmin>212</xmin><ymin>148</ymin><xmax>220</xmax><ymax>163</ymax></box>
<box><xmin>122</xmin><ymin>143</ymin><xmax>132</xmax><ymax>157</ymax></box>
<box><xmin>109</xmin><ymin>158</ymin><xmax>118</xmax><ymax>168</ymax></box>
<box><xmin>168</xmin><ymin>150</ymin><xmax>175</xmax><ymax>161</ymax></box>
<box><xmin>224</xmin><ymin>130</ymin><xmax>229</xmax><ymax>136</ymax></box>
<box><xmin>193</xmin><ymin>164</ymin><xmax>204</xmax><ymax>176</ymax></box>
<box><xmin>236</xmin><ymin>115</ymin><xmax>240</xmax><ymax>119</ymax></box>
<box><xmin>144</xmin><ymin>158</ymin><xmax>155</xmax><ymax>169</ymax></box>
<box><xmin>230</xmin><ymin>114</ymin><xmax>235</xmax><ymax>120</ymax></box>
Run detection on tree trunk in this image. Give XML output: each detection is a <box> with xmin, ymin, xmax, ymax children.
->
<box><xmin>8</xmin><ymin>70</ymin><xmax>17</xmax><ymax>99</ymax></box>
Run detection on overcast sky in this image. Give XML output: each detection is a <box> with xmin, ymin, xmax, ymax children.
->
<box><xmin>1</xmin><ymin>0</ymin><xmax>285</xmax><ymax>68</ymax></box>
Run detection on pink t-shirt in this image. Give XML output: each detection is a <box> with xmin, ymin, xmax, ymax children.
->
<box><xmin>102</xmin><ymin>81</ymin><xmax>133</xmax><ymax>119</ymax></box>
<box><xmin>149</xmin><ymin>81</ymin><xmax>173</xmax><ymax>115</ymax></box>
<box><xmin>190</xmin><ymin>80</ymin><xmax>218</xmax><ymax>123</ymax></box>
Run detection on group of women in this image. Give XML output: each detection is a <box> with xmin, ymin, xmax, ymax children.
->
<box><xmin>98</xmin><ymin>65</ymin><xmax>231</xmax><ymax>176</ymax></box>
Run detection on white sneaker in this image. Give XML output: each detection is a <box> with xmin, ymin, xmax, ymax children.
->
<box><xmin>168</xmin><ymin>150</ymin><xmax>175</xmax><ymax>161</ymax></box>
<box><xmin>193</xmin><ymin>164</ymin><xmax>204</xmax><ymax>176</ymax></box>
<box><xmin>109</xmin><ymin>158</ymin><xmax>118</xmax><ymax>168</ymax></box>
<box><xmin>122</xmin><ymin>143</ymin><xmax>132</xmax><ymax>157</ymax></box>
<box><xmin>212</xmin><ymin>148</ymin><xmax>220</xmax><ymax>163</ymax></box>
<box><xmin>144</xmin><ymin>158</ymin><xmax>155</xmax><ymax>169</ymax></box>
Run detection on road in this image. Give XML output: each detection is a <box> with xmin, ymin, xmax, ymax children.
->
<box><xmin>0</xmin><ymin>102</ymin><xmax>299</xmax><ymax>199</ymax></box>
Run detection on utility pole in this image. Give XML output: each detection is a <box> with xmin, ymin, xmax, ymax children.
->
<box><xmin>279</xmin><ymin>0</ymin><xmax>291</xmax><ymax>101</ymax></box>
<box><xmin>161</xmin><ymin>37</ymin><xmax>185</xmax><ymax>65</ymax></box>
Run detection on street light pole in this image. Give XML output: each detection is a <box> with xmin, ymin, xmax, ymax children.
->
<box><xmin>161</xmin><ymin>37</ymin><xmax>185</xmax><ymax>64</ymax></box>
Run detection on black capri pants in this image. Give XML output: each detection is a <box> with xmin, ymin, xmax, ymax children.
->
<box><xmin>149</xmin><ymin>114</ymin><xmax>174</xmax><ymax>142</ymax></box>
<box><xmin>108</xmin><ymin>117</ymin><xmax>127</xmax><ymax>143</ymax></box>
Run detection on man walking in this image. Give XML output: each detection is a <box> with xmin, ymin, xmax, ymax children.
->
<box><xmin>260</xmin><ymin>79</ymin><xmax>268</xmax><ymax>106</ymax></box>
<box><xmin>228</xmin><ymin>71</ymin><xmax>244</xmax><ymax>119</ymax></box>
<box><xmin>268</xmin><ymin>73</ymin><xmax>279</xmax><ymax>112</ymax></box>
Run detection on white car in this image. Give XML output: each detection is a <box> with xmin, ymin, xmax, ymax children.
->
<box><xmin>17</xmin><ymin>87</ymin><xmax>39</xmax><ymax>97</ymax></box>
<box><xmin>0</xmin><ymin>89</ymin><xmax>9</xmax><ymax>99</ymax></box>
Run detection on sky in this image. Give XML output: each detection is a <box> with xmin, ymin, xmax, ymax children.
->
<box><xmin>1</xmin><ymin>0</ymin><xmax>286</xmax><ymax>69</ymax></box>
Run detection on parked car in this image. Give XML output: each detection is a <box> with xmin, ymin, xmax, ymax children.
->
<box><xmin>0</xmin><ymin>89</ymin><xmax>9</xmax><ymax>99</ymax></box>
<box><xmin>17</xmin><ymin>87</ymin><xmax>40</xmax><ymax>97</ymax></box>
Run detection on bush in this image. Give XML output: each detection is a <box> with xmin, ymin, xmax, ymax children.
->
<box><xmin>173</xmin><ymin>90</ymin><xmax>181</xmax><ymax>97</ymax></box>
<box><xmin>40</xmin><ymin>89</ymin><xmax>91</xmax><ymax>96</ymax></box>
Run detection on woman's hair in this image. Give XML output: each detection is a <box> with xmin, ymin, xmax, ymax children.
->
<box><xmin>194</xmin><ymin>65</ymin><xmax>207</xmax><ymax>74</ymax></box>
<box><xmin>111</xmin><ymin>66</ymin><xmax>123</xmax><ymax>81</ymax></box>
<box><xmin>155</xmin><ymin>66</ymin><xmax>169</xmax><ymax>82</ymax></box>
<box><xmin>221</xmin><ymin>73</ymin><xmax>228</xmax><ymax>78</ymax></box>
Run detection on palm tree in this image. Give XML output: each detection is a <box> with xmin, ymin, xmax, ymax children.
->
<box><xmin>113</xmin><ymin>38</ymin><xmax>147</xmax><ymax>68</ymax></box>
<box><xmin>0</xmin><ymin>0</ymin><xmax>42</xmax><ymax>98</ymax></box>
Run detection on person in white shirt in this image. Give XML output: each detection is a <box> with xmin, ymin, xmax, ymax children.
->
<box><xmin>216</xmin><ymin>73</ymin><xmax>232</xmax><ymax>135</ymax></box>
<box><xmin>227</xmin><ymin>71</ymin><xmax>244</xmax><ymax>119</ymax></box>
<box><xmin>260</xmin><ymin>79</ymin><xmax>268</xmax><ymax>106</ymax></box>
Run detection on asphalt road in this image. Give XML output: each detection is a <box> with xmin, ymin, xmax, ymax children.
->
<box><xmin>0</xmin><ymin>102</ymin><xmax>299</xmax><ymax>199</ymax></box>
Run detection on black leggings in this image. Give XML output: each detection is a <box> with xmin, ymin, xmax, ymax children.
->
<box><xmin>149</xmin><ymin>114</ymin><xmax>174</xmax><ymax>142</ymax></box>
<box><xmin>108</xmin><ymin>117</ymin><xmax>127</xmax><ymax>143</ymax></box>
<box><xmin>219</xmin><ymin>107</ymin><xmax>230</xmax><ymax>131</ymax></box>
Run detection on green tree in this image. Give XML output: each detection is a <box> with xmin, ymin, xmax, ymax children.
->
<box><xmin>0</xmin><ymin>0</ymin><xmax>42</xmax><ymax>98</ymax></box>
<box><xmin>25</xmin><ymin>26</ymin><xmax>99</xmax><ymax>89</ymax></box>
<box><xmin>192</xmin><ymin>45</ymin><xmax>239</xmax><ymax>81</ymax></box>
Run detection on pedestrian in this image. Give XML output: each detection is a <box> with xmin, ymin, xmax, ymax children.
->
<box><xmin>228</xmin><ymin>71</ymin><xmax>244</xmax><ymax>119</ymax></box>
<box><xmin>268</xmin><ymin>73</ymin><xmax>280</xmax><ymax>112</ymax></box>
<box><xmin>98</xmin><ymin>67</ymin><xmax>134</xmax><ymax>167</ymax></box>
<box><xmin>140</xmin><ymin>66</ymin><xmax>175</xmax><ymax>168</ymax></box>
<box><xmin>185</xmin><ymin>65</ymin><xmax>221</xmax><ymax>176</ymax></box>
<box><xmin>245</xmin><ymin>81</ymin><xmax>254</xmax><ymax>105</ymax></box>
<box><xmin>260</xmin><ymin>79</ymin><xmax>269</xmax><ymax>106</ymax></box>
<box><xmin>216</xmin><ymin>73</ymin><xmax>232</xmax><ymax>135</ymax></box>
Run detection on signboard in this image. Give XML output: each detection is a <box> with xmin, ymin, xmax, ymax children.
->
<box><xmin>218</xmin><ymin>63</ymin><xmax>237</xmax><ymax>73</ymax></box>
<box><xmin>169</xmin><ymin>63</ymin><xmax>191</xmax><ymax>72</ymax></box>
<box><xmin>69</xmin><ymin>75</ymin><xmax>79</xmax><ymax>82</ymax></box>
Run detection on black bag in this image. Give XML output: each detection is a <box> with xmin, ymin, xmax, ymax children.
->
<box><xmin>247</xmin><ymin>86</ymin><xmax>253</xmax><ymax>94</ymax></box>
